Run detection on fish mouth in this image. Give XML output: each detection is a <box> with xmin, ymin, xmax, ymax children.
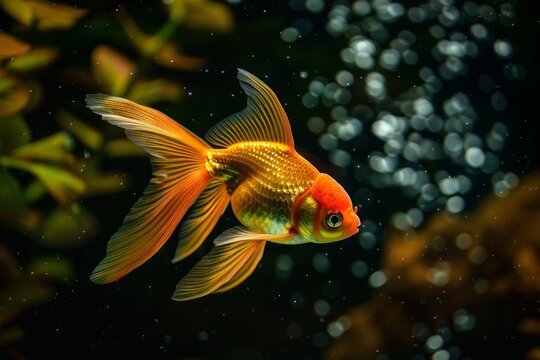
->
<box><xmin>344</xmin><ymin>224</ymin><xmax>360</xmax><ymax>238</ymax></box>
<box><xmin>343</xmin><ymin>212</ymin><xmax>361</xmax><ymax>238</ymax></box>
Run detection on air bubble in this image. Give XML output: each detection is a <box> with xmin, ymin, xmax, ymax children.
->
<box><xmin>281</xmin><ymin>27</ymin><xmax>299</xmax><ymax>42</ymax></box>
<box><xmin>368</xmin><ymin>271</ymin><xmax>387</xmax><ymax>288</ymax></box>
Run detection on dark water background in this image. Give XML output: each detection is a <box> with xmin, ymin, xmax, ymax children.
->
<box><xmin>2</xmin><ymin>0</ymin><xmax>540</xmax><ymax>359</ymax></box>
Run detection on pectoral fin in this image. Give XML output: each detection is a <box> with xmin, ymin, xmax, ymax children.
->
<box><xmin>172</xmin><ymin>229</ymin><xmax>294</xmax><ymax>301</ymax></box>
<box><xmin>213</xmin><ymin>226</ymin><xmax>293</xmax><ymax>246</ymax></box>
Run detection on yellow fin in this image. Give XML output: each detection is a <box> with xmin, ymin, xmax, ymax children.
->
<box><xmin>213</xmin><ymin>226</ymin><xmax>293</xmax><ymax>246</ymax></box>
<box><xmin>213</xmin><ymin>241</ymin><xmax>265</xmax><ymax>294</ymax></box>
<box><xmin>86</xmin><ymin>94</ymin><xmax>211</xmax><ymax>284</ymax></box>
<box><xmin>172</xmin><ymin>179</ymin><xmax>230</xmax><ymax>263</ymax></box>
<box><xmin>172</xmin><ymin>229</ymin><xmax>294</xmax><ymax>301</ymax></box>
<box><xmin>172</xmin><ymin>240</ymin><xmax>263</xmax><ymax>301</ymax></box>
<box><xmin>205</xmin><ymin>69</ymin><xmax>294</xmax><ymax>148</ymax></box>
<box><xmin>86</xmin><ymin>94</ymin><xmax>209</xmax><ymax>157</ymax></box>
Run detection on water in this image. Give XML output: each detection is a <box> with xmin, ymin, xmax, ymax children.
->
<box><xmin>1</xmin><ymin>0</ymin><xmax>539</xmax><ymax>359</ymax></box>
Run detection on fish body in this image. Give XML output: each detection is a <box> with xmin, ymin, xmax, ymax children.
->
<box><xmin>86</xmin><ymin>69</ymin><xmax>360</xmax><ymax>301</ymax></box>
<box><xmin>206</xmin><ymin>142</ymin><xmax>318</xmax><ymax>236</ymax></box>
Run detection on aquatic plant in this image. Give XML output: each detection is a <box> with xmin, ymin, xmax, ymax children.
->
<box><xmin>0</xmin><ymin>0</ymin><xmax>537</xmax><ymax>358</ymax></box>
<box><xmin>0</xmin><ymin>0</ymin><xmax>234</xmax><ymax>356</ymax></box>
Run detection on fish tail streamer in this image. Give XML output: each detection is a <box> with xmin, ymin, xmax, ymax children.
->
<box><xmin>86</xmin><ymin>94</ymin><xmax>212</xmax><ymax>284</ymax></box>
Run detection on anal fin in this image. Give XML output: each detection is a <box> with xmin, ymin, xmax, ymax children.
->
<box><xmin>172</xmin><ymin>228</ymin><xmax>294</xmax><ymax>301</ymax></box>
<box><xmin>213</xmin><ymin>226</ymin><xmax>293</xmax><ymax>246</ymax></box>
<box><xmin>213</xmin><ymin>242</ymin><xmax>265</xmax><ymax>294</ymax></box>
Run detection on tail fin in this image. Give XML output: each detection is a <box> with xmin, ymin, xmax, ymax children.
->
<box><xmin>86</xmin><ymin>94</ymin><xmax>211</xmax><ymax>284</ymax></box>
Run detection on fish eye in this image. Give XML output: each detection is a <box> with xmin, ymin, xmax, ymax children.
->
<box><xmin>326</xmin><ymin>212</ymin><xmax>342</xmax><ymax>228</ymax></box>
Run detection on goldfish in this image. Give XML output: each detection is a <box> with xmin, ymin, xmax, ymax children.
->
<box><xmin>86</xmin><ymin>69</ymin><xmax>361</xmax><ymax>301</ymax></box>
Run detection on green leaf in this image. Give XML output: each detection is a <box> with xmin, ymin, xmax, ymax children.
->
<box><xmin>0</xmin><ymin>245</ymin><xmax>21</xmax><ymax>284</ymax></box>
<box><xmin>180</xmin><ymin>0</ymin><xmax>235</xmax><ymax>33</ymax></box>
<box><xmin>0</xmin><ymin>71</ymin><xmax>31</xmax><ymax>117</ymax></box>
<box><xmin>0</xmin><ymin>326</ymin><xmax>24</xmax><ymax>345</ymax></box>
<box><xmin>0</xmin><ymin>171</ymin><xmax>26</xmax><ymax>215</ymax></box>
<box><xmin>0</xmin><ymin>284</ymin><xmax>53</xmax><ymax>321</ymax></box>
<box><xmin>0</xmin><ymin>33</ymin><xmax>31</xmax><ymax>59</ymax></box>
<box><xmin>7</xmin><ymin>46</ymin><xmax>59</xmax><ymax>71</ymax></box>
<box><xmin>104</xmin><ymin>138</ymin><xmax>146</xmax><ymax>157</ymax></box>
<box><xmin>153</xmin><ymin>43</ymin><xmax>206</xmax><ymax>71</ymax></box>
<box><xmin>29</xmin><ymin>256</ymin><xmax>74</xmax><ymax>282</ymax></box>
<box><xmin>0</xmin><ymin>115</ymin><xmax>31</xmax><ymax>154</ymax></box>
<box><xmin>24</xmin><ymin>180</ymin><xmax>46</xmax><ymax>203</ymax></box>
<box><xmin>0</xmin><ymin>0</ymin><xmax>32</xmax><ymax>25</ymax></box>
<box><xmin>10</xmin><ymin>132</ymin><xmax>75</xmax><ymax>166</ymax></box>
<box><xmin>117</xmin><ymin>13</ymin><xmax>205</xmax><ymax>72</ymax></box>
<box><xmin>85</xmin><ymin>172</ymin><xmax>128</xmax><ymax>195</ymax></box>
<box><xmin>27</xmin><ymin>0</ymin><xmax>87</xmax><ymax>31</ymax></box>
<box><xmin>29</xmin><ymin>163</ymin><xmax>86</xmax><ymax>205</ymax></box>
<box><xmin>91</xmin><ymin>46</ymin><xmax>134</xmax><ymax>96</ymax></box>
<box><xmin>40</xmin><ymin>206</ymin><xmax>97</xmax><ymax>247</ymax></box>
<box><xmin>0</xmin><ymin>208</ymin><xmax>42</xmax><ymax>234</ymax></box>
<box><xmin>56</xmin><ymin>111</ymin><xmax>103</xmax><ymax>150</ymax></box>
<box><xmin>1</xmin><ymin>157</ymin><xmax>85</xmax><ymax>205</ymax></box>
<box><xmin>128</xmin><ymin>78</ymin><xmax>183</xmax><ymax>105</ymax></box>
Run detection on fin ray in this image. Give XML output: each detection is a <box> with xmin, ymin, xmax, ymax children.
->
<box><xmin>86</xmin><ymin>94</ymin><xmax>211</xmax><ymax>284</ymax></box>
<box><xmin>213</xmin><ymin>241</ymin><xmax>265</xmax><ymax>294</ymax></box>
<box><xmin>86</xmin><ymin>94</ymin><xmax>209</xmax><ymax>157</ymax></box>
<box><xmin>214</xmin><ymin>226</ymin><xmax>292</xmax><ymax>246</ymax></box>
<box><xmin>172</xmin><ymin>240</ymin><xmax>260</xmax><ymax>301</ymax></box>
<box><xmin>172</xmin><ymin>180</ymin><xmax>230</xmax><ymax>262</ymax></box>
<box><xmin>205</xmin><ymin>69</ymin><xmax>294</xmax><ymax>148</ymax></box>
<box><xmin>173</xmin><ymin>228</ymin><xmax>295</xmax><ymax>301</ymax></box>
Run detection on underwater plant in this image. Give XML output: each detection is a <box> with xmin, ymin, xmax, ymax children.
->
<box><xmin>0</xmin><ymin>0</ymin><xmax>537</xmax><ymax>358</ymax></box>
<box><xmin>0</xmin><ymin>0</ymin><xmax>234</xmax><ymax>357</ymax></box>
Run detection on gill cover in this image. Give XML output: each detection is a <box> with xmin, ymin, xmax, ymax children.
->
<box><xmin>296</xmin><ymin>193</ymin><xmax>318</xmax><ymax>241</ymax></box>
<box><xmin>295</xmin><ymin>173</ymin><xmax>360</xmax><ymax>243</ymax></box>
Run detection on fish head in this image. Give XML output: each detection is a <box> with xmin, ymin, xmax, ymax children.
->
<box><xmin>295</xmin><ymin>173</ymin><xmax>361</xmax><ymax>243</ymax></box>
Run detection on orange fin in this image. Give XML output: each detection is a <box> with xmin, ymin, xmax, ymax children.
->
<box><xmin>172</xmin><ymin>179</ymin><xmax>230</xmax><ymax>263</ymax></box>
<box><xmin>213</xmin><ymin>242</ymin><xmax>265</xmax><ymax>294</ymax></box>
<box><xmin>172</xmin><ymin>240</ymin><xmax>264</xmax><ymax>301</ymax></box>
<box><xmin>172</xmin><ymin>229</ymin><xmax>293</xmax><ymax>301</ymax></box>
<box><xmin>86</xmin><ymin>94</ymin><xmax>211</xmax><ymax>284</ymax></box>
<box><xmin>213</xmin><ymin>226</ymin><xmax>293</xmax><ymax>246</ymax></box>
<box><xmin>205</xmin><ymin>69</ymin><xmax>294</xmax><ymax>148</ymax></box>
<box><xmin>86</xmin><ymin>94</ymin><xmax>209</xmax><ymax>157</ymax></box>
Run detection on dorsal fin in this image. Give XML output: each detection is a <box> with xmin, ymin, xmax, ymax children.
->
<box><xmin>205</xmin><ymin>69</ymin><xmax>294</xmax><ymax>148</ymax></box>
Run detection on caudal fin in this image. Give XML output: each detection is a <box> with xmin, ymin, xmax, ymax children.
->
<box><xmin>86</xmin><ymin>94</ymin><xmax>211</xmax><ymax>284</ymax></box>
